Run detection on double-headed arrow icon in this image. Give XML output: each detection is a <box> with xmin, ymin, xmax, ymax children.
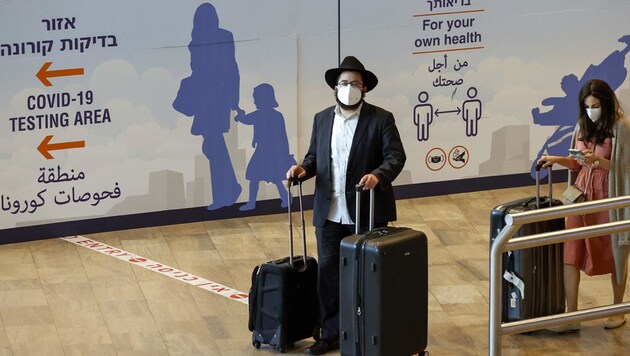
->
<box><xmin>37</xmin><ymin>135</ymin><xmax>85</xmax><ymax>159</ymax></box>
<box><xmin>36</xmin><ymin>62</ymin><xmax>84</xmax><ymax>87</ymax></box>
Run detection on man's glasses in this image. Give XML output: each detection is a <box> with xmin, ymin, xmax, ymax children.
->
<box><xmin>337</xmin><ymin>80</ymin><xmax>364</xmax><ymax>89</ymax></box>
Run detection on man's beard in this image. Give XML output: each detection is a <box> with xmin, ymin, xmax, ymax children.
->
<box><xmin>335</xmin><ymin>93</ymin><xmax>364</xmax><ymax>111</ymax></box>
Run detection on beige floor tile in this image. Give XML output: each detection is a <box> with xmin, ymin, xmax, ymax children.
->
<box><xmin>88</xmin><ymin>276</ymin><xmax>145</xmax><ymax>303</ymax></box>
<box><xmin>171</xmin><ymin>250</ymin><xmax>225</xmax><ymax>275</ymax></box>
<box><xmin>417</xmin><ymin>202</ymin><xmax>468</xmax><ymax>221</ymax></box>
<box><xmin>190</xmin><ymin>289</ymin><xmax>245</xmax><ymax>318</ymax></box>
<box><xmin>108</xmin><ymin>330</ymin><xmax>167</xmax><ymax>352</ymax></box>
<box><xmin>203</xmin><ymin>314</ymin><xmax>249</xmax><ymax>340</ymax></box>
<box><xmin>0</xmin><ymin>249</ymin><xmax>32</xmax><ymax>265</ymax></box>
<box><xmin>432</xmin><ymin>284</ymin><xmax>486</xmax><ymax>305</ymax></box>
<box><xmin>428</xmin><ymin>264</ymin><xmax>477</xmax><ymax>286</ymax></box>
<box><xmin>210</xmin><ymin>228</ymin><xmax>267</xmax><ymax>261</ymax></box>
<box><xmin>98</xmin><ymin>300</ymin><xmax>160</xmax><ymax>334</ymax></box>
<box><xmin>62</xmin><ymin>344</ymin><xmax>117</xmax><ymax>356</ymax></box>
<box><xmin>121</xmin><ymin>238</ymin><xmax>175</xmax><ymax>264</ymax></box>
<box><xmin>158</xmin><ymin>320</ymin><xmax>218</xmax><ymax>355</ymax></box>
<box><xmin>56</xmin><ymin>326</ymin><xmax>113</xmax><ymax>345</ymax></box>
<box><xmin>163</xmin><ymin>233</ymin><xmax>215</xmax><ymax>253</ymax></box>
<box><xmin>4</xmin><ymin>324</ymin><xmax>60</xmax><ymax>345</ymax></box>
<box><xmin>0</xmin><ymin>279</ymin><xmax>40</xmax><ymax>293</ymax></box>
<box><xmin>160</xmin><ymin>222</ymin><xmax>209</xmax><ymax>237</ymax></box>
<box><xmin>0</xmin><ymin>289</ymin><xmax>47</xmax><ymax>308</ymax></box>
<box><xmin>36</xmin><ymin>266</ymin><xmax>89</xmax><ymax>285</ymax></box>
<box><xmin>116</xmin><ymin>350</ymin><xmax>171</xmax><ymax>356</ymax></box>
<box><xmin>30</xmin><ymin>248</ymin><xmax>82</xmax><ymax>268</ymax></box>
<box><xmin>49</xmin><ymin>303</ymin><xmax>105</xmax><ymax>329</ymax></box>
<box><xmin>0</xmin><ymin>306</ymin><xmax>54</xmax><ymax>327</ymax></box>
<box><xmin>76</xmin><ymin>250</ymin><xmax>135</xmax><ymax>279</ymax></box>
<box><xmin>139</xmin><ymin>280</ymin><xmax>195</xmax><ymax>304</ymax></box>
<box><xmin>10</xmin><ymin>342</ymin><xmax>65</xmax><ymax>356</ymax></box>
<box><xmin>0</xmin><ymin>321</ymin><xmax>8</xmax><ymax>348</ymax></box>
<box><xmin>0</xmin><ymin>265</ymin><xmax>38</xmax><ymax>282</ymax></box>
<box><xmin>148</xmin><ymin>302</ymin><xmax>203</xmax><ymax>323</ymax></box>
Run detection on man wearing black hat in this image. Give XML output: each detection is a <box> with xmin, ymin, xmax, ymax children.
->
<box><xmin>287</xmin><ymin>56</ymin><xmax>406</xmax><ymax>355</ymax></box>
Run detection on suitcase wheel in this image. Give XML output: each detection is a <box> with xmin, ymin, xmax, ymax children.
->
<box><xmin>252</xmin><ymin>340</ymin><xmax>260</xmax><ymax>349</ymax></box>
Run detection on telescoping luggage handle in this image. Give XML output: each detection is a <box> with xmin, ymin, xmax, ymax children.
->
<box><xmin>355</xmin><ymin>184</ymin><xmax>374</xmax><ymax>235</ymax></box>
<box><xmin>287</xmin><ymin>179</ymin><xmax>307</xmax><ymax>268</ymax></box>
<box><xmin>535</xmin><ymin>161</ymin><xmax>553</xmax><ymax>209</ymax></box>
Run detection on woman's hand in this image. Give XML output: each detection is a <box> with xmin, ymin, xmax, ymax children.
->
<box><xmin>581</xmin><ymin>149</ymin><xmax>598</xmax><ymax>165</ymax></box>
<box><xmin>582</xmin><ymin>149</ymin><xmax>609</xmax><ymax>170</ymax></box>
<box><xmin>537</xmin><ymin>155</ymin><xmax>556</xmax><ymax>168</ymax></box>
<box><xmin>539</xmin><ymin>153</ymin><xmax>589</xmax><ymax>170</ymax></box>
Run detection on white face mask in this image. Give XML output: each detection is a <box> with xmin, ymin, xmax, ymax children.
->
<box><xmin>336</xmin><ymin>85</ymin><xmax>362</xmax><ymax>106</ymax></box>
<box><xmin>586</xmin><ymin>108</ymin><xmax>601</xmax><ymax>122</ymax></box>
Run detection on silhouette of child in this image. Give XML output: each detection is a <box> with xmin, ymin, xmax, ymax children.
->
<box><xmin>235</xmin><ymin>83</ymin><xmax>295</xmax><ymax>211</ymax></box>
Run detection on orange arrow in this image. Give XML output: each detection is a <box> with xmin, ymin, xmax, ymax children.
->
<box><xmin>37</xmin><ymin>135</ymin><xmax>85</xmax><ymax>159</ymax></box>
<box><xmin>36</xmin><ymin>62</ymin><xmax>84</xmax><ymax>87</ymax></box>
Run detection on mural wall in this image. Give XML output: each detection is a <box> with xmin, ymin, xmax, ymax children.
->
<box><xmin>1</xmin><ymin>0</ymin><xmax>629</xmax><ymax>240</ymax></box>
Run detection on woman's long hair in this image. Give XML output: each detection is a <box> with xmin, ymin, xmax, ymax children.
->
<box><xmin>577</xmin><ymin>79</ymin><xmax>623</xmax><ymax>144</ymax></box>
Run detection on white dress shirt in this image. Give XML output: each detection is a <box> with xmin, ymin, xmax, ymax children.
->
<box><xmin>327</xmin><ymin>104</ymin><xmax>362</xmax><ymax>224</ymax></box>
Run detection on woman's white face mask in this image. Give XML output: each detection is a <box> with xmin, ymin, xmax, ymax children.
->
<box><xmin>586</xmin><ymin>108</ymin><xmax>602</xmax><ymax>122</ymax></box>
<box><xmin>336</xmin><ymin>85</ymin><xmax>362</xmax><ymax>106</ymax></box>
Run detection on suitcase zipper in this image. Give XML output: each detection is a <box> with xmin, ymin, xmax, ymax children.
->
<box><xmin>354</xmin><ymin>230</ymin><xmax>383</xmax><ymax>355</ymax></box>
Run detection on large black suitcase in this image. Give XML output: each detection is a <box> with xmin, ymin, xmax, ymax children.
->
<box><xmin>339</xmin><ymin>187</ymin><xmax>428</xmax><ymax>356</ymax></box>
<box><xmin>248</xmin><ymin>181</ymin><xmax>319</xmax><ymax>352</ymax></box>
<box><xmin>490</xmin><ymin>163</ymin><xmax>565</xmax><ymax>322</ymax></box>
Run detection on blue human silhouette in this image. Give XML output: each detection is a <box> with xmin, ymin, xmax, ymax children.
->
<box><xmin>173</xmin><ymin>3</ymin><xmax>242</xmax><ymax>210</ymax></box>
<box><xmin>413</xmin><ymin>91</ymin><xmax>433</xmax><ymax>141</ymax></box>
<box><xmin>531</xmin><ymin>34</ymin><xmax>630</xmax><ymax>179</ymax></box>
<box><xmin>235</xmin><ymin>84</ymin><xmax>296</xmax><ymax>211</ymax></box>
<box><xmin>462</xmin><ymin>87</ymin><xmax>482</xmax><ymax>137</ymax></box>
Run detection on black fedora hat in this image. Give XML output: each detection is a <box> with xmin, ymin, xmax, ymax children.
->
<box><xmin>325</xmin><ymin>56</ymin><xmax>378</xmax><ymax>92</ymax></box>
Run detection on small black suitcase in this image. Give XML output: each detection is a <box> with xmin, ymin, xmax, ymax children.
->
<box><xmin>339</xmin><ymin>186</ymin><xmax>428</xmax><ymax>356</ymax></box>
<box><xmin>248</xmin><ymin>181</ymin><xmax>319</xmax><ymax>352</ymax></box>
<box><xmin>490</xmin><ymin>163</ymin><xmax>565</xmax><ymax>322</ymax></box>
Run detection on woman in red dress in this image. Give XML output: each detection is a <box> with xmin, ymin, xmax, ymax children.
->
<box><xmin>539</xmin><ymin>79</ymin><xmax>630</xmax><ymax>332</ymax></box>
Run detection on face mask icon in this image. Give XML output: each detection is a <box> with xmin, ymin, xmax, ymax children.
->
<box><xmin>429</xmin><ymin>155</ymin><xmax>444</xmax><ymax>164</ymax></box>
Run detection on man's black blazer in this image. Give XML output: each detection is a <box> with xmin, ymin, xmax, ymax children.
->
<box><xmin>300</xmin><ymin>102</ymin><xmax>406</xmax><ymax>230</ymax></box>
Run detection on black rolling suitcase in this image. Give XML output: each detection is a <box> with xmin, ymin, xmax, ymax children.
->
<box><xmin>340</xmin><ymin>186</ymin><xmax>428</xmax><ymax>356</ymax></box>
<box><xmin>490</xmin><ymin>163</ymin><xmax>565</xmax><ymax>322</ymax></box>
<box><xmin>248</xmin><ymin>180</ymin><xmax>319</xmax><ymax>352</ymax></box>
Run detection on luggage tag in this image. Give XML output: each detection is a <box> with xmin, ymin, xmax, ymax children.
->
<box><xmin>503</xmin><ymin>270</ymin><xmax>525</xmax><ymax>300</ymax></box>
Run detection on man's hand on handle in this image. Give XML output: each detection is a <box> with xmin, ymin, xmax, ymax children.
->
<box><xmin>286</xmin><ymin>165</ymin><xmax>306</xmax><ymax>182</ymax></box>
<box><xmin>358</xmin><ymin>174</ymin><xmax>379</xmax><ymax>190</ymax></box>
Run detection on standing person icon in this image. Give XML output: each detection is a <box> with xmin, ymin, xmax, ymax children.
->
<box><xmin>235</xmin><ymin>84</ymin><xmax>296</xmax><ymax>211</ymax></box>
<box><xmin>173</xmin><ymin>3</ymin><xmax>242</xmax><ymax>210</ymax></box>
<box><xmin>462</xmin><ymin>87</ymin><xmax>482</xmax><ymax>137</ymax></box>
<box><xmin>413</xmin><ymin>91</ymin><xmax>434</xmax><ymax>141</ymax></box>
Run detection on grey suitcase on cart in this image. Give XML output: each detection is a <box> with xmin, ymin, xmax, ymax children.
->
<box><xmin>489</xmin><ymin>163</ymin><xmax>565</xmax><ymax>322</ymax></box>
<box><xmin>339</xmin><ymin>186</ymin><xmax>428</xmax><ymax>356</ymax></box>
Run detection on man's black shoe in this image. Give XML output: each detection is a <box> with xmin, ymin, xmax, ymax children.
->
<box><xmin>304</xmin><ymin>339</ymin><xmax>339</xmax><ymax>355</ymax></box>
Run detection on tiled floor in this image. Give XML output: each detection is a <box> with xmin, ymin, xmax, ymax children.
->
<box><xmin>0</xmin><ymin>184</ymin><xmax>629</xmax><ymax>355</ymax></box>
